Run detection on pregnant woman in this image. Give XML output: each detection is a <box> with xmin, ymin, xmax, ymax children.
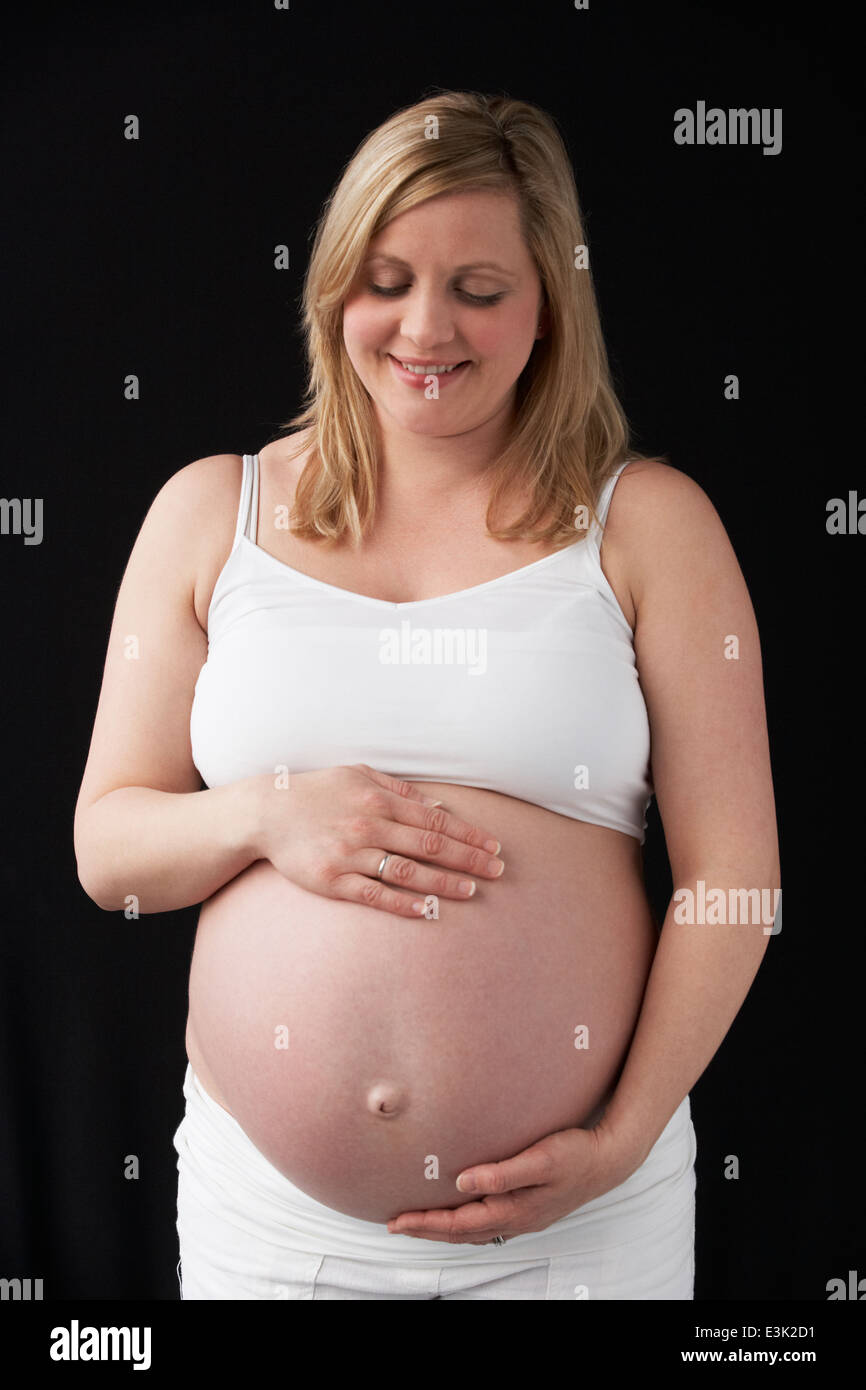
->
<box><xmin>73</xmin><ymin>90</ymin><xmax>779</xmax><ymax>1300</ymax></box>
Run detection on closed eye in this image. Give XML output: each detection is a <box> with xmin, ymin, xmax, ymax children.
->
<box><xmin>368</xmin><ymin>284</ymin><xmax>505</xmax><ymax>306</ymax></box>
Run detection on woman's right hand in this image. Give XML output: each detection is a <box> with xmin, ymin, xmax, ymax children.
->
<box><xmin>254</xmin><ymin>763</ymin><xmax>505</xmax><ymax>917</ymax></box>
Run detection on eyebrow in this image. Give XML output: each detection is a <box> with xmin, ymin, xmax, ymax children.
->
<box><xmin>363</xmin><ymin>253</ymin><xmax>518</xmax><ymax>280</ymax></box>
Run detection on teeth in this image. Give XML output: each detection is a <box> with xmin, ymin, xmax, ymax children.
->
<box><xmin>398</xmin><ymin>360</ymin><xmax>464</xmax><ymax>374</ymax></box>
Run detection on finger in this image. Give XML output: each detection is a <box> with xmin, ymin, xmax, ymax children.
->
<box><xmin>358</xmin><ymin>766</ymin><xmax>502</xmax><ymax>856</ymax></box>
<box><xmin>390</xmin><ymin>1229</ymin><xmax>503</xmax><ymax>1246</ymax></box>
<box><xmin>456</xmin><ymin>1145</ymin><xmax>554</xmax><ymax>1197</ymax></box>
<box><xmin>355</xmin><ymin>765</ymin><xmax>445</xmax><ymax>806</ymax></box>
<box><xmin>332</xmin><ymin>872</ymin><xmax>430</xmax><ymax>919</ymax></box>
<box><xmin>372</xmin><ymin>813</ymin><xmax>505</xmax><ymax>879</ymax></box>
<box><xmin>364</xmin><ymin>828</ymin><xmax>500</xmax><ymax>895</ymax></box>
<box><xmin>366</xmin><ymin>850</ymin><xmax>480</xmax><ymax>902</ymax></box>
<box><xmin>396</xmin><ymin>798</ymin><xmax>502</xmax><ymax>859</ymax></box>
<box><xmin>389</xmin><ymin>1193</ymin><xmax>522</xmax><ymax>1240</ymax></box>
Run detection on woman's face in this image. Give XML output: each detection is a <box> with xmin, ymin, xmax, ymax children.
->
<box><xmin>342</xmin><ymin>189</ymin><xmax>547</xmax><ymax>441</ymax></box>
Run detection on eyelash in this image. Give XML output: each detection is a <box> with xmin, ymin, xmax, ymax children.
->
<box><xmin>368</xmin><ymin>283</ymin><xmax>505</xmax><ymax>307</ymax></box>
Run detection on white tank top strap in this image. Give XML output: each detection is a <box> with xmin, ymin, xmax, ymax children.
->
<box><xmin>590</xmin><ymin>458</ymin><xmax>632</xmax><ymax>547</ymax></box>
<box><xmin>234</xmin><ymin>453</ymin><xmax>260</xmax><ymax>549</ymax></box>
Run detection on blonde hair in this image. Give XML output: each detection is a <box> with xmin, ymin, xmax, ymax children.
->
<box><xmin>273</xmin><ymin>87</ymin><xmax>662</xmax><ymax>547</ymax></box>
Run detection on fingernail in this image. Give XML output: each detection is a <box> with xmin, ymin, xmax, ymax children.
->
<box><xmin>458</xmin><ymin>880</ymin><xmax>476</xmax><ymax>896</ymax></box>
<box><xmin>491</xmin><ymin>859</ymin><xmax>505</xmax><ymax>876</ymax></box>
<box><xmin>411</xmin><ymin>901</ymin><xmax>426</xmax><ymax>914</ymax></box>
<box><xmin>484</xmin><ymin>839</ymin><xmax>500</xmax><ymax>853</ymax></box>
<box><xmin>457</xmin><ymin>1174</ymin><xmax>476</xmax><ymax>1192</ymax></box>
<box><xmin>424</xmin><ymin>798</ymin><xmax>444</xmax><ymax>807</ymax></box>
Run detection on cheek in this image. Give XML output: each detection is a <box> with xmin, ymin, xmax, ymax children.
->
<box><xmin>474</xmin><ymin>306</ymin><xmax>537</xmax><ymax>363</ymax></box>
<box><xmin>342</xmin><ymin>298</ymin><xmax>390</xmax><ymax>353</ymax></box>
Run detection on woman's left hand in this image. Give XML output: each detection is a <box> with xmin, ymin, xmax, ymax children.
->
<box><xmin>385</xmin><ymin>1122</ymin><xmax>637</xmax><ymax>1244</ymax></box>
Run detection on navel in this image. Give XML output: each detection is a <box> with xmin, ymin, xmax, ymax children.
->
<box><xmin>366</xmin><ymin>1082</ymin><xmax>408</xmax><ymax>1118</ymax></box>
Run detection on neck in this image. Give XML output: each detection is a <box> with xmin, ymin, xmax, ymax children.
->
<box><xmin>373</xmin><ymin>399</ymin><xmax>516</xmax><ymax>516</ymax></box>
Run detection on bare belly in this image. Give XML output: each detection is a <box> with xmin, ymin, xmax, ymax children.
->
<box><xmin>186</xmin><ymin>782</ymin><xmax>657</xmax><ymax>1223</ymax></box>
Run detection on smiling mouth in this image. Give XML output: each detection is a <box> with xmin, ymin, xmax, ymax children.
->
<box><xmin>388</xmin><ymin>354</ymin><xmax>472</xmax><ymax>375</ymax></box>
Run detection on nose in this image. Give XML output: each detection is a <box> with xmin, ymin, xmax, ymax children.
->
<box><xmin>399</xmin><ymin>286</ymin><xmax>458</xmax><ymax>353</ymax></box>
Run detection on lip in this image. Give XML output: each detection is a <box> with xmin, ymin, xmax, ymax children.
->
<box><xmin>387</xmin><ymin>354</ymin><xmax>472</xmax><ymax>388</ymax></box>
<box><xmin>392</xmin><ymin>355</ymin><xmax>469</xmax><ymax>367</ymax></box>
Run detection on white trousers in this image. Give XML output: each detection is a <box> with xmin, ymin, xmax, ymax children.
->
<box><xmin>174</xmin><ymin>1063</ymin><xmax>696</xmax><ymax>1300</ymax></box>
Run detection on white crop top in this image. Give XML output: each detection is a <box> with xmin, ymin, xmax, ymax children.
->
<box><xmin>190</xmin><ymin>453</ymin><xmax>654</xmax><ymax>841</ymax></box>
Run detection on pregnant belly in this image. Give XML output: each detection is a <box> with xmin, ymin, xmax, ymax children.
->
<box><xmin>186</xmin><ymin>782</ymin><xmax>658</xmax><ymax>1223</ymax></box>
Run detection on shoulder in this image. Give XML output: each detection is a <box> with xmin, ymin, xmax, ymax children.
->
<box><xmin>153</xmin><ymin>452</ymin><xmax>245</xmax><ymax>519</ymax></box>
<box><xmin>146</xmin><ymin>453</ymin><xmax>246</xmax><ymax>560</ymax></box>
<box><xmin>141</xmin><ymin>454</ymin><xmax>245</xmax><ymax>632</ymax></box>
<box><xmin>607</xmin><ymin>457</ymin><xmax>719</xmax><ymax>531</ymax></box>
<box><xmin>603</xmin><ymin>458</ymin><xmax>741</xmax><ymax>611</ymax></box>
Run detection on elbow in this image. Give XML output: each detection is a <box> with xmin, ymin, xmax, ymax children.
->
<box><xmin>76</xmin><ymin>852</ymin><xmax>146</xmax><ymax>915</ymax></box>
<box><xmin>668</xmin><ymin>861</ymin><xmax>782</xmax><ymax>935</ymax></box>
<box><xmin>74</xmin><ymin>811</ymin><xmax>114</xmax><ymax>911</ymax></box>
<box><xmin>670</xmin><ymin>840</ymin><xmax>781</xmax><ymax>899</ymax></box>
<box><xmin>74</xmin><ymin>831</ymin><xmax>117</xmax><ymax>912</ymax></box>
<box><xmin>76</xmin><ymin>860</ymin><xmax>115</xmax><ymax>912</ymax></box>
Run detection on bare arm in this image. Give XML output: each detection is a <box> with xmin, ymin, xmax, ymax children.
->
<box><xmin>595</xmin><ymin>461</ymin><xmax>780</xmax><ymax>1166</ymax></box>
<box><xmin>76</xmin><ymin>780</ymin><xmax>265</xmax><ymax>914</ymax></box>
<box><xmin>73</xmin><ymin>456</ymin><xmax>264</xmax><ymax>912</ymax></box>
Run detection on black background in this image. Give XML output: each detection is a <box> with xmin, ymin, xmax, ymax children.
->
<box><xmin>1</xmin><ymin>0</ymin><xmax>863</xmax><ymax>1303</ymax></box>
